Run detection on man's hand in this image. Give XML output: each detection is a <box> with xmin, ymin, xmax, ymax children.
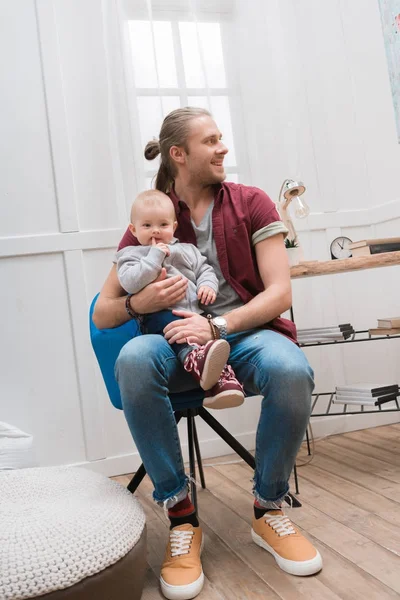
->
<box><xmin>163</xmin><ymin>310</ymin><xmax>213</xmax><ymax>345</ymax></box>
<box><xmin>130</xmin><ymin>268</ymin><xmax>188</xmax><ymax>314</ymax></box>
<box><xmin>152</xmin><ymin>237</ymin><xmax>170</xmax><ymax>257</ymax></box>
<box><xmin>197</xmin><ymin>286</ymin><xmax>216</xmax><ymax>306</ymax></box>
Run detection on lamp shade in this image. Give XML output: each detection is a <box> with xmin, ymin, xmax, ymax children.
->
<box><xmin>283</xmin><ymin>180</ymin><xmax>306</xmax><ymax>201</ymax></box>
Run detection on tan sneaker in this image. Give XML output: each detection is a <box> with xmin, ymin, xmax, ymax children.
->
<box><xmin>160</xmin><ymin>524</ymin><xmax>204</xmax><ymax>600</ymax></box>
<box><xmin>251</xmin><ymin>510</ymin><xmax>322</xmax><ymax>576</ymax></box>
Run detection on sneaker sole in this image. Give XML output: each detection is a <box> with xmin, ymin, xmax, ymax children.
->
<box><xmin>203</xmin><ymin>389</ymin><xmax>245</xmax><ymax>410</ymax></box>
<box><xmin>251</xmin><ymin>529</ymin><xmax>323</xmax><ymax>576</ymax></box>
<box><xmin>160</xmin><ymin>537</ymin><xmax>205</xmax><ymax>600</ymax></box>
<box><xmin>160</xmin><ymin>572</ymin><xmax>204</xmax><ymax>600</ymax></box>
<box><xmin>199</xmin><ymin>340</ymin><xmax>230</xmax><ymax>390</ymax></box>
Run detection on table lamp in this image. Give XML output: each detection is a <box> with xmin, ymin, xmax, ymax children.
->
<box><xmin>277</xmin><ymin>179</ymin><xmax>309</xmax><ymax>244</ymax></box>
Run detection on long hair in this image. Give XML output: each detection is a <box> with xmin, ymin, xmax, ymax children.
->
<box><xmin>144</xmin><ymin>107</ymin><xmax>211</xmax><ymax>193</ymax></box>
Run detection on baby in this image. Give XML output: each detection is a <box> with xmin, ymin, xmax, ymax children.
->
<box><xmin>116</xmin><ymin>190</ymin><xmax>244</xmax><ymax>409</ymax></box>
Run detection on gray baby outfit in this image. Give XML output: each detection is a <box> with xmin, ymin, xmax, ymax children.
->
<box><xmin>116</xmin><ymin>238</ymin><xmax>218</xmax><ymax>314</ymax></box>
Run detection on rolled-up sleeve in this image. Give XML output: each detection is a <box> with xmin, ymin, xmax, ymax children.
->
<box><xmin>247</xmin><ymin>187</ymin><xmax>288</xmax><ymax>246</ymax></box>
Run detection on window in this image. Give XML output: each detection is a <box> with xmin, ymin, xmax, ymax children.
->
<box><xmin>127</xmin><ymin>16</ymin><xmax>239</xmax><ymax>189</ymax></box>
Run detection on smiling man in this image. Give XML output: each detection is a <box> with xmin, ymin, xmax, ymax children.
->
<box><xmin>93</xmin><ymin>107</ymin><xmax>322</xmax><ymax>599</ymax></box>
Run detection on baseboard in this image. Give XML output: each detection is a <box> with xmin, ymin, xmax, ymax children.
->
<box><xmin>72</xmin><ymin>430</ymin><xmax>257</xmax><ymax>478</ymax></box>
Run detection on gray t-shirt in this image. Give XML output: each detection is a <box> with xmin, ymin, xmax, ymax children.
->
<box><xmin>191</xmin><ymin>202</ymin><xmax>244</xmax><ymax>316</ymax></box>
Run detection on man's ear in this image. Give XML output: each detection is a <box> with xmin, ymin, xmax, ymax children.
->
<box><xmin>170</xmin><ymin>145</ymin><xmax>185</xmax><ymax>165</ymax></box>
<box><xmin>128</xmin><ymin>223</ymin><xmax>136</xmax><ymax>236</ymax></box>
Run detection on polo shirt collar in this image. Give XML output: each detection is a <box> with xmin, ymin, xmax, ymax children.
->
<box><xmin>170</xmin><ymin>183</ymin><xmax>224</xmax><ymax>214</ymax></box>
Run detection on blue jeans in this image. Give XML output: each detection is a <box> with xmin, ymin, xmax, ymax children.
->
<box><xmin>143</xmin><ymin>310</ymin><xmax>191</xmax><ymax>360</ymax></box>
<box><xmin>115</xmin><ymin>327</ymin><xmax>314</xmax><ymax>508</ymax></box>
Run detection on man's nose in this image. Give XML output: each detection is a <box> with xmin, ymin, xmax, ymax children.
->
<box><xmin>217</xmin><ymin>141</ymin><xmax>229</xmax><ymax>155</ymax></box>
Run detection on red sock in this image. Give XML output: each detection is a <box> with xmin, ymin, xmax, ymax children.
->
<box><xmin>168</xmin><ymin>495</ymin><xmax>199</xmax><ymax>529</ymax></box>
<box><xmin>168</xmin><ymin>495</ymin><xmax>195</xmax><ymax>518</ymax></box>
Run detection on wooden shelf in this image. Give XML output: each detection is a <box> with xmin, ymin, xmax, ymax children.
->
<box><xmin>290</xmin><ymin>252</ymin><xmax>400</xmax><ymax>418</ymax></box>
<box><xmin>290</xmin><ymin>251</ymin><xmax>400</xmax><ymax>279</ymax></box>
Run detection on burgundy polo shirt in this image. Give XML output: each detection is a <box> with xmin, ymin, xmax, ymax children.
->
<box><xmin>117</xmin><ymin>182</ymin><xmax>297</xmax><ymax>343</ymax></box>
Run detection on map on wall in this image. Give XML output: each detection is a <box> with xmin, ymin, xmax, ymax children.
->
<box><xmin>378</xmin><ymin>0</ymin><xmax>400</xmax><ymax>142</ymax></box>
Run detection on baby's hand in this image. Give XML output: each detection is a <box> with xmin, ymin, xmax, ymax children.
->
<box><xmin>152</xmin><ymin>238</ymin><xmax>170</xmax><ymax>256</ymax></box>
<box><xmin>198</xmin><ymin>286</ymin><xmax>216</xmax><ymax>306</ymax></box>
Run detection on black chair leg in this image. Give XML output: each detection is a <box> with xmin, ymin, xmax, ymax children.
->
<box><xmin>198</xmin><ymin>406</ymin><xmax>302</xmax><ymax>508</ymax></box>
<box><xmin>186</xmin><ymin>409</ymin><xmax>197</xmax><ymax>511</ymax></box>
<box><xmin>293</xmin><ymin>463</ymin><xmax>299</xmax><ymax>495</ymax></box>
<box><xmin>306</xmin><ymin>427</ymin><xmax>311</xmax><ymax>456</ymax></box>
<box><xmin>127</xmin><ymin>464</ymin><xmax>146</xmax><ymax>494</ymax></box>
<box><xmin>193</xmin><ymin>418</ymin><xmax>206</xmax><ymax>489</ymax></box>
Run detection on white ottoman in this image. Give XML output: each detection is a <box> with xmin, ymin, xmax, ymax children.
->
<box><xmin>0</xmin><ymin>467</ymin><xmax>147</xmax><ymax>600</ymax></box>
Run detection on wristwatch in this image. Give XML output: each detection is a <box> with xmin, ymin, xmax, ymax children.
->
<box><xmin>212</xmin><ymin>316</ymin><xmax>228</xmax><ymax>340</ymax></box>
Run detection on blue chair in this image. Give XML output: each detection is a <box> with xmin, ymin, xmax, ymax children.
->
<box><xmin>89</xmin><ymin>294</ymin><xmax>300</xmax><ymax>509</ymax></box>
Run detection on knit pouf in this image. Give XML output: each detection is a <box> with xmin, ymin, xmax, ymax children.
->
<box><xmin>0</xmin><ymin>466</ymin><xmax>147</xmax><ymax>600</ymax></box>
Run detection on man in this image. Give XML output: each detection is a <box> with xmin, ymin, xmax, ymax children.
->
<box><xmin>93</xmin><ymin>107</ymin><xmax>322</xmax><ymax>600</ymax></box>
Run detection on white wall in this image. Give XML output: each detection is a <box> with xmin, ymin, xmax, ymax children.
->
<box><xmin>0</xmin><ymin>0</ymin><xmax>399</xmax><ymax>477</ymax></box>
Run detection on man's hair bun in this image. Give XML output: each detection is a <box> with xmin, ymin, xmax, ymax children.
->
<box><xmin>144</xmin><ymin>139</ymin><xmax>160</xmax><ymax>160</ymax></box>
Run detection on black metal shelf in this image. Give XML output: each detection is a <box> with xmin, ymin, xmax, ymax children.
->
<box><xmin>299</xmin><ymin>329</ymin><xmax>400</xmax><ymax>348</ymax></box>
<box><xmin>302</xmin><ymin>331</ymin><xmax>400</xmax><ymax>416</ymax></box>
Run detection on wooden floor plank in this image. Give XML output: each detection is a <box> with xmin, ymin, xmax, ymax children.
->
<box><xmin>211</xmin><ymin>462</ymin><xmax>400</xmax><ymax>596</ymax></box>
<box><xmin>327</xmin><ymin>434</ymin><xmax>400</xmax><ymax>466</ymax></box>
<box><xmin>343</xmin><ymin>429</ymin><xmax>400</xmax><ymax>454</ymax></box>
<box><xmin>302</xmin><ymin>452</ymin><xmax>400</xmax><ymax>501</ymax></box>
<box><xmin>313</xmin><ymin>439</ymin><xmax>400</xmax><ymax>483</ymax></box>
<box><xmin>205</xmin><ymin>465</ymin><xmax>399</xmax><ymax>600</ymax></box>
<box><xmin>111</xmin><ymin>424</ymin><xmax>400</xmax><ymax>599</ymax></box>
<box><xmin>292</xmin><ymin>471</ymin><xmax>400</xmax><ymax>554</ymax></box>
<box><xmin>299</xmin><ymin>463</ymin><xmax>400</xmax><ymax>517</ymax></box>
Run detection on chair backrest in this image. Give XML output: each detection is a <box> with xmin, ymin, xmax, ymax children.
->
<box><xmin>89</xmin><ymin>294</ymin><xmax>141</xmax><ymax>409</ymax></box>
<box><xmin>89</xmin><ymin>295</ymin><xmax>204</xmax><ymax>411</ymax></box>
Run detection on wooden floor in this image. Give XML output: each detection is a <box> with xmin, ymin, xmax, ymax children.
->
<box><xmin>113</xmin><ymin>423</ymin><xmax>400</xmax><ymax>600</ymax></box>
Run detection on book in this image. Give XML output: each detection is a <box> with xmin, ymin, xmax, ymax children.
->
<box><xmin>298</xmin><ymin>332</ymin><xmax>350</xmax><ymax>339</ymax></box>
<box><xmin>333</xmin><ymin>393</ymin><xmax>399</xmax><ymax>406</ymax></box>
<box><xmin>349</xmin><ymin>237</ymin><xmax>400</xmax><ymax>250</ymax></box>
<box><xmin>335</xmin><ymin>388</ymin><xmax>398</xmax><ymax>398</ymax></box>
<box><xmin>297</xmin><ymin>324</ymin><xmax>353</xmax><ymax>334</ymax></box>
<box><xmin>335</xmin><ymin>383</ymin><xmax>399</xmax><ymax>394</ymax></box>
<box><xmin>352</xmin><ymin>243</ymin><xmax>400</xmax><ymax>257</ymax></box>
<box><xmin>377</xmin><ymin>317</ymin><xmax>400</xmax><ymax>328</ymax></box>
<box><xmin>369</xmin><ymin>328</ymin><xmax>400</xmax><ymax>336</ymax></box>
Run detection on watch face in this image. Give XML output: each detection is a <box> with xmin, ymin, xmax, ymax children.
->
<box><xmin>330</xmin><ymin>236</ymin><xmax>352</xmax><ymax>260</ymax></box>
<box><xmin>213</xmin><ymin>317</ymin><xmax>226</xmax><ymax>326</ymax></box>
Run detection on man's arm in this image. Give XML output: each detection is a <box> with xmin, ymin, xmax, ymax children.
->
<box><xmin>224</xmin><ymin>234</ymin><xmax>291</xmax><ymax>334</ymax></box>
<box><xmin>92</xmin><ymin>264</ymin><xmax>188</xmax><ymax>330</ymax></box>
<box><xmin>117</xmin><ymin>247</ymin><xmax>166</xmax><ymax>294</ymax></box>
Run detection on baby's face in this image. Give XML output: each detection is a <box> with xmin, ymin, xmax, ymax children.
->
<box><xmin>132</xmin><ymin>205</ymin><xmax>176</xmax><ymax>246</ymax></box>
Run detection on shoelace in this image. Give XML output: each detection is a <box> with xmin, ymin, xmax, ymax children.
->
<box><xmin>217</xmin><ymin>364</ymin><xmax>244</xmax><ymax>391</ymax></box>
<box><xmin>264</xmin><ymin>513</ymin><xmax>296</xmax><ymax>537</ymax></box>
<box><xmin>183</xmin><ymin>344</ymin><xmax>203</xmax><ymax>376</ymax></box>
<box><xmin>169</xmin><ymin>529</ymin><xmax>194</xmax><ymax>557</ymax></box>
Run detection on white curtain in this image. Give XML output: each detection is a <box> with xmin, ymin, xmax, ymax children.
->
<box><xmin>114</xmin><ymin>0</ymin><xmax>306</xmax><ymax>207</ymax></box>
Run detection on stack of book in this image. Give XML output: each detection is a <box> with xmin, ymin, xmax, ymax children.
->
<box><xmin>333</xmin><ymin>383</ymin><xmax>400</xmax><ymax>406</ymax></box>
<box><xmin>297</xmin><ymin>324</ymin><xmax>354</xmax><ymax>345</ymax></box>
<box><xmin>369</xmin><ymin>316</ymin><xmax>400</xmax><ymax>336</ymax></box>
<box><xmin>350</xmin><ymin>237</ymin><xmax>400</xmax><ymax>257</ymax></box>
